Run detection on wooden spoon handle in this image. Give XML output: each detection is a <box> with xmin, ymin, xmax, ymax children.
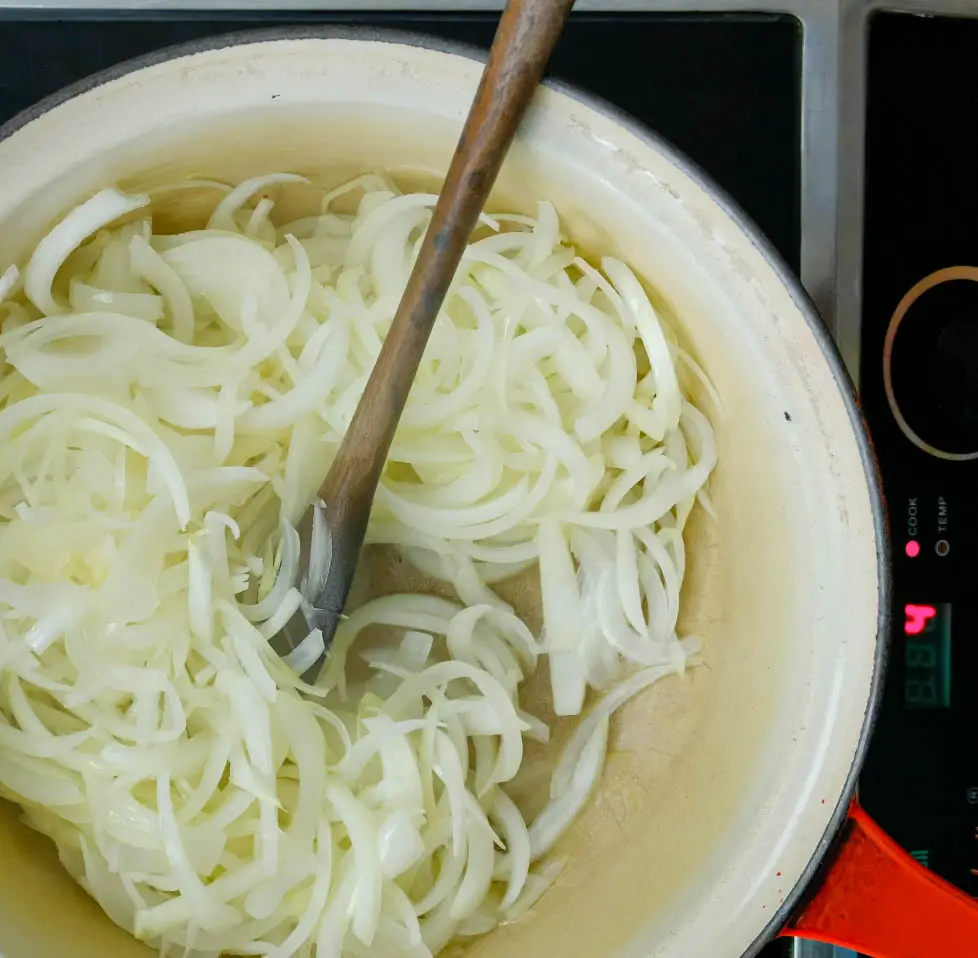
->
<box><xmin>312</xmin><ymin>0</ymin><xmax>574</xmax><ymax>617</ymax></box>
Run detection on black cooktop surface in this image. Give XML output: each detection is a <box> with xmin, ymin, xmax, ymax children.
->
<box><xmin>0</xmin><ymin>11</ymin><xmax>801</xmax><ymax>274</ymax></box>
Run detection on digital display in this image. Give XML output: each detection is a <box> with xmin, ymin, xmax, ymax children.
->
<box><xmin>903</xmin><ymin>603</ymin><xmax>952</xmax><ymax>709</ymax></box>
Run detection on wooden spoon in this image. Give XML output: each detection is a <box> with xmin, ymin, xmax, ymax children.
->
<box><xmin>274</xmin><ymin>0</ymin><xmax>575</xmax><ymax>675</ymax></box>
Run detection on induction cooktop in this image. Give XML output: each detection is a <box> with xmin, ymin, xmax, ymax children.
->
<box><xmin>0</xmin><ymin>4</ymin><xmax>974</xmax><ymax>958</ymax></box>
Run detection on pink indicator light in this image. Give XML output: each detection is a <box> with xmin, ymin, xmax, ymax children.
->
<box><xmin>905</xmin><ymin>540</ymin><xmax>921</xmax><ymax>558</ymax></box>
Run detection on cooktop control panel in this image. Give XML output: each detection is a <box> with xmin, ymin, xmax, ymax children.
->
<box><xmin>859</xmin><ymin>11</ymin><xmax>978</xmax><ymax>899</ymax></box>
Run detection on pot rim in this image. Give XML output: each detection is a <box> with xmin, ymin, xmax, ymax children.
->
<box><xmin>0</xmin><ymin>23</ymin><xmax>892</xmax><ymax>957</ymax></box>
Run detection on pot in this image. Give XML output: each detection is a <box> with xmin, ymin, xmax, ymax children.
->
<box><xmin>0</xmin><ymin>27</ymin><xmax>972</xmax><ymax>958</ymax></box>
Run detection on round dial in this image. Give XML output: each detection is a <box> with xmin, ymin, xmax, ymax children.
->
<box><xmin>884</xmin><ymin>267</ymin><xmax>978</xmax><ymax>459</ymax></box>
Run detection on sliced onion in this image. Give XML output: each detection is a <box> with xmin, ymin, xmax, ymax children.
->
<box><xmin>128</xmin><ymin>235</ymin><xmax>195</xmax><ymax>343</ymax></box>
<box><xmin>282</xmin><ymin>627</ymin><xmax>325</xmax><ymax>676</ymax></box>
<box><xmin>549</xmin><ymin>662</ymin><xmax>688</xmax><ymax>800</ymax></box>
<box><xmin>0</xmin><ymin>173</ymin><xmax>717</xmax><ymax>958</ymax></box>
<box><xmin>25</xmin><ymin>188</ymin><xmax>149</xmax><ymax>315</ymax></box>
<box><xmin>207</xmin><ymin>173</ymin><xmax>308</xmax><ymax>233</ymax></box>
<box><xmin>0</xmin><ymin>264</ymin><xmax>20</xmax><ymax>303</ymax></box>
<box><xmin>528</xmin><ymin>716</ymin><xmax>608</xmax><ymax>861</ymax></box>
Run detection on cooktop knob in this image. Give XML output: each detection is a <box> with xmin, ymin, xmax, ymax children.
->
<box><xmin>884</xmin><ymin>267</ymin><xmax>978</xmax><ymax>459</ymax></box>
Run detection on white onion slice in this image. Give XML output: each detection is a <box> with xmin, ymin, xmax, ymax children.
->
<box><xmin>25</xmin><ymin>188</ymin><xmax>149</xmax><ymax>315</ymax></box>
<box><xmin>0</xmin><ymin>264</ymin><xmax>20</xmax><ymax>303</ymax></box>
<box><xmin>550</xmin><ymin>661</ymin><xmax>689</xmax><ymax>800</ymax></box>
<box><xmin>528</xmin><ymin>717</ymin><xmax>608</xmax><ymax>860</ymax></box>
<box><xmin>129</xmin><ymin>235</ymin><xmax>195</xmax><ymax>343</ymax></box>
<box><xmin>207</xmin><ymin>173</ymin><xmax>308</xmax><ymax>233</ymax></box>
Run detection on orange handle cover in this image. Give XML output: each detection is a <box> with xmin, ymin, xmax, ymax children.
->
<box><xmin>783</xmin><ymin>802</ymin><xmax>978</xmax><ymax>957</ymax></box>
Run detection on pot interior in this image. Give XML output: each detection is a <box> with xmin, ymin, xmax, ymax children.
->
<box><xmin>0</xmin><ymin>34</ymin><xmax>882</xmax><ymax>958</ymax></box>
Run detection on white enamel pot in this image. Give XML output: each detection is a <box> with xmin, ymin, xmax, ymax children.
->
<box><xmin>0</xmin><ymin>27</ymin><xmax>973</xmax><ymax>958</ymax></box>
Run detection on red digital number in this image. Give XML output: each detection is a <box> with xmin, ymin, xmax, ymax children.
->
<box><xmin>904</xmin><ymin>603</ymin><xmax>937</xmax><ymax>636</ymax></box>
